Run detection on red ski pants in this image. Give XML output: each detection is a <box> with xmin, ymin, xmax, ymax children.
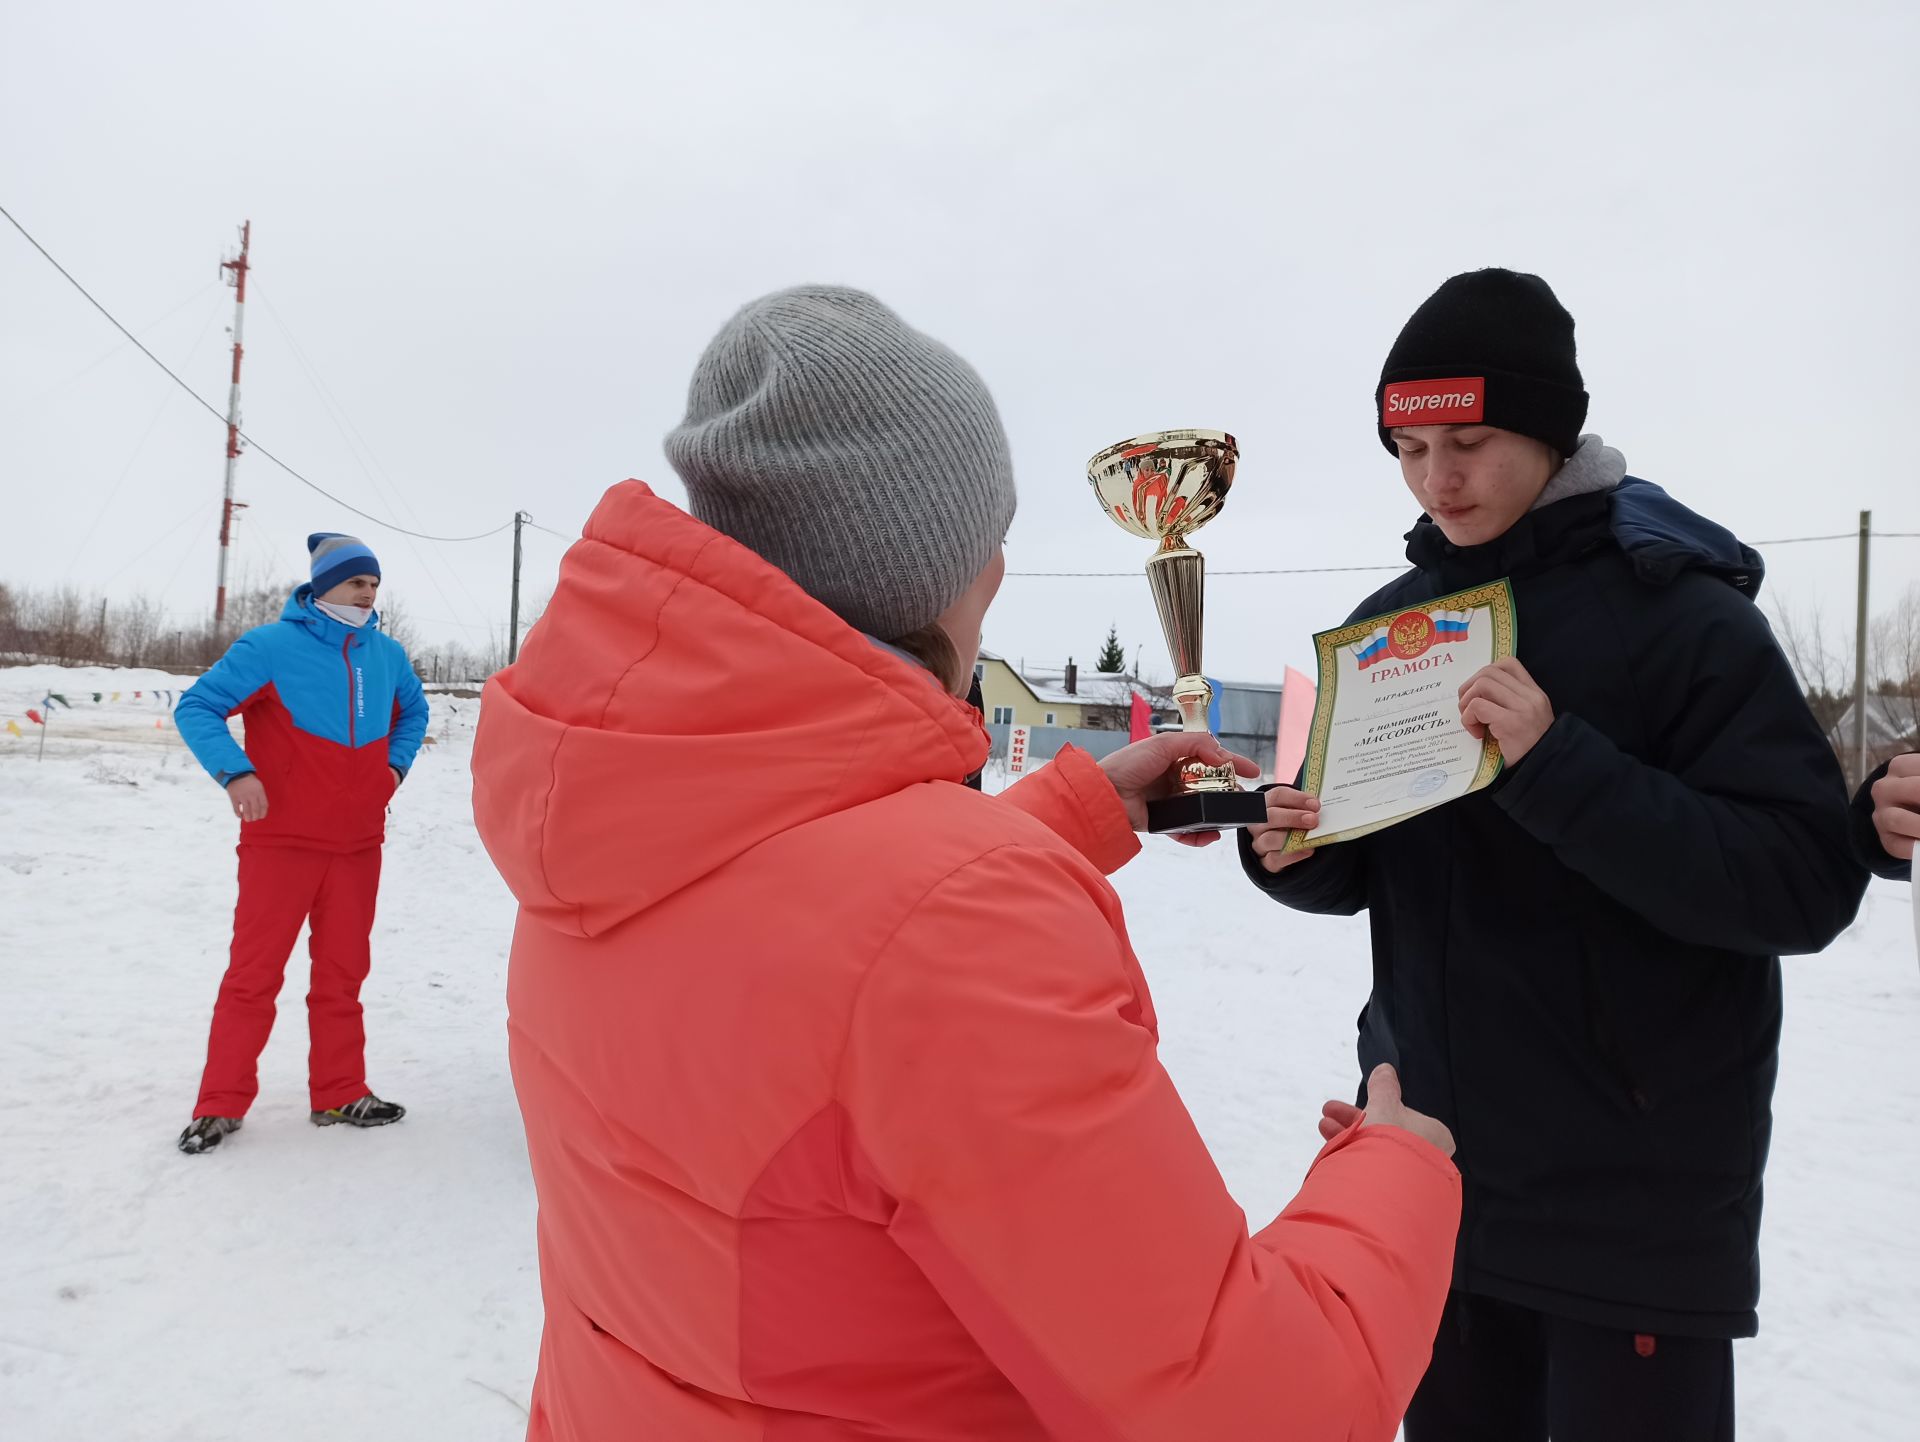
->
<box><xmin>195</xmin><ymin>844</ymin><xmax>383</xmax><ymax>1118</ymax></box>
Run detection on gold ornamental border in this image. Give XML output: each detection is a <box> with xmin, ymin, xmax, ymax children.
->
<box><xmin>1285</xmin><ymin>578</ymin><xmax>1518</xmax><ymax>852</ymax></box>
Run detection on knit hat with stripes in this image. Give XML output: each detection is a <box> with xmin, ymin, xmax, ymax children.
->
<box><xmin>308</xmin><ymin>533</ymin><xmax>380</xmax><ymax>596</ymax></box>
<box><xmin>665</xmin><ymin>286</ymin><xmax>1017</xmax><ymax>640</ymax></box>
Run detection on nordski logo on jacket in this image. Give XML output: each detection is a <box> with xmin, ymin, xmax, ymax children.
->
<box><xmin>1381</xmin><ymin>377</ymin><xmax>1485</xmax><ymax>426</ymax></box>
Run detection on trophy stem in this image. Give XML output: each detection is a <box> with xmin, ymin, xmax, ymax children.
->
<box><xmin>1147</xmin><ymin>543</ymin><xmax>1233</xmax><ymax>794</ymax></box>
<box><xmin>1145</xmin><ymin>542</ymin><xmax>1204</xmax><ymax>680</ymax></box>
<box><xmin>1170</xmin><ymin>674</ymin><xmax>1214</xmax><ymax>734</ymax></box>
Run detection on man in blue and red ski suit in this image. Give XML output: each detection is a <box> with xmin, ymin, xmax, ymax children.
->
<box><xmin>174</xmin><ymin>533</ymin><xmax>429</xmax><ymax>1154</ymax></box>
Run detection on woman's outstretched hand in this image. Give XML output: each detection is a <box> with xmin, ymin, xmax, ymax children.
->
<box><xmin>1097</xmin><ymin>732</ymin><xmax>1260</xmax><ymax>847</ymax></box>
<box><xmin>1319</xmin><ymin>1064</ymin><xmax>1457</xmax><ymax>1159</ymax></box>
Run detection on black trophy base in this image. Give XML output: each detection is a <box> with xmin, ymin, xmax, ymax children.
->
<box><xmin>1146</xmin><ymin>787</ymin><xmax>1269</xmax><ymax>836</ymax></box>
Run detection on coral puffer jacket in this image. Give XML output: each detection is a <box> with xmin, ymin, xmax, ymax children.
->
<box><xmin>471</xmin><ymin>482</ymin><xmax>1460</xmax><ymax>1442</ymax></box>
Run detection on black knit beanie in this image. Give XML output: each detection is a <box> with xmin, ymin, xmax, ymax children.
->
<box><xmin>1375</xmin><ymin>269</ymin><xmax>1588</xmax><ymax>457</ymax></box>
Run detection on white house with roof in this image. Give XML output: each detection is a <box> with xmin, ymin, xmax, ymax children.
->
<box><xmin>975</xmin><ymin>651</ymin><xmax>1160</xmax><ymax>729</ymax></box>
<box><xmin>1829</xmin><ymin>694</ymin><xmax>1920</xmax><ymax>774</ymax></box>
<box><xmin>975</xmin><ymin>650</ymin><xmax>1302</xmax><ymax>778</ymax></box>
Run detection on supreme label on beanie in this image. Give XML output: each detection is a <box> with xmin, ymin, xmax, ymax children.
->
<box><xmin>1381</xmin><ymin>377</ymin><xmax>1486</xmax><ymax>426</ymax></box>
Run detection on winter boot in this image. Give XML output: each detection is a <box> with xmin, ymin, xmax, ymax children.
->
<box><xmin>178</xmin><ymin>1116</ymin><xmax>242</xmax><ymax>1154</ymax></box>
<box><xmin>311</xmin><ymin>1093</ymin><xmax>406</xmax><ymax>1128</ymax></box>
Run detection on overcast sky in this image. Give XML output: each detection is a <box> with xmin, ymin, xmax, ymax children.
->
<box><xmin>4</xmin><ymin>1</ymin><xmax>1916</xmax><ymax>683</ymax></box>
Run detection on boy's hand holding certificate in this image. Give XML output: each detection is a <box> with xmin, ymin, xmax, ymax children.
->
<box><xmin>1285</xmin><ymin>581</ymin><xmax>1520</xmax><ymax>852</ymax></box>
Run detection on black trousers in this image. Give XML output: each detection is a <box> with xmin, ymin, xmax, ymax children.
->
<box><xmin>1403</xmin><ymin>1292</ymin><xmax>1735</xmax><ymax>1442</ymax></box>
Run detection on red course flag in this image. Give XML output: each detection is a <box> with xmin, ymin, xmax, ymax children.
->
<box><xmin>26</xmin><ymin>709</ymin><xmax>44</xmax><ymax>726</ymax></box>
<box><xmin>1274</xmin><ymin>666</ymin><xmax>1316</xmax><ymax>784</ymax></box>
<box><xmin>1128</xmin><ymin>689</ymin><xmax>1151</xmax><ymax>743</ymax></box>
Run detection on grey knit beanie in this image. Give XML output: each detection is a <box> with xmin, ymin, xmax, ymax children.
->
<box><xmin>665</xmin><ymin>285</ymin><xmax>1017</xmax><ymax>639</ymax></box>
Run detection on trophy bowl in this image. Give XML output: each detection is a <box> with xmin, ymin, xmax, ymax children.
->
<box><xmin>1087</xmin><ymin>429</ymin><xmax>1237</xmax><ymax>547</ymax></box>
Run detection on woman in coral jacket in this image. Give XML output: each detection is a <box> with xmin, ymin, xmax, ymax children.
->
<box><xmin>471</xmin><ymin>286</ymin><xmax>1462</xmax><ymax>1442</ymax></box>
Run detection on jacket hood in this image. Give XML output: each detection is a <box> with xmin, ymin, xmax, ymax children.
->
<box><xmin>470</xmin><ymin>481</ymin><xmax>989</xmax><ymax>939</ymax></box>
<box><xmin>1404</xmin><ymin>476</ymin><xmax>1764</xmax><ymax>601</ymax></box>
<box><xmin>283</xmin><ymin>585</ymin><xmax>384</xmax><ymax>642</ymax></box>
<box><xmin>1609</xmin><ymin>477</ymin><xmax>1765</xmax><ymax>599</ymax></box>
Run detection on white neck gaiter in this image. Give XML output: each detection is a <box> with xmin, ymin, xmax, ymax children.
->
<box><xmin>317</xmin><ymin>600</ymin><xmax>373</xmax><ymax>629</ymax></box>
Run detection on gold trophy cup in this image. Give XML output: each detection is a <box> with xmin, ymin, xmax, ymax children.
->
<box><xmin>1088</xmin><ymin>429</ymin><xmax>1267</xmax><ymax>834</ymax></box>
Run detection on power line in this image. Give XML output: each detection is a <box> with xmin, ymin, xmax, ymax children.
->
<box><xmin>100</xmin><ymin>499</ymin><xmax>221</xmax><ymax>589</ymax></box>
<box><xmin>157</xmin><ymin>500</ymin><xmax>216</xmax><ymax>600</ymax></box>
<box><xmin>0</xmin><ymin>203</ymin><xmax>511</xmax><ymax>545</ymax></box>
<box><xmin>408</xmin><ymin>613</ymin><xmax>508</xmax><ymax>635</ymax></box>
<box><xmin>11</xmin><ymin>206</ymin><xmax>1913</xmax><ymax>567</ymax></box>
<box><xmin>258</xmin><ymin>292</ymin><xmax>489</xmax><ymax>629</ymax></box>
<box><xmin>525</xmin><ymin>520</ymin><xmax>574</xmax><ymax>542</ymax></box>
<box><xmin>62</xmin><ymin>292</ymin><xmax>227</xmax><ymax>581</ymax></box>
<box><xmin>1008</xmin><ymin>528</ymin><xmax>1920</xmax><ymax>579</ymax></box>
<box><xmin>2</xmin><ymin>279</ymin><xmax>220</xmax><ymax>420</ymax></box>
<box><xmin>1009</xmin><ymin>562</ymin><xmax>1404</xmax><ymax>578</ymax></box>
<box><xmin>235</xmin><ymin>511</ymin><xmax>303</xmax><ymax>588</ymax></box>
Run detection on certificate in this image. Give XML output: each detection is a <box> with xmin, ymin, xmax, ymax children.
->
<box><xmin>1287</xmin><ymin>580</ymin><xmax>1518</xmax><ymax>850</ymax></box>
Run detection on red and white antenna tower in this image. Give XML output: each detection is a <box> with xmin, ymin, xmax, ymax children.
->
<box><xmin>214</xmin><ymin>220</ymin><xmax>252</xmax><ymax>629</ymax></box>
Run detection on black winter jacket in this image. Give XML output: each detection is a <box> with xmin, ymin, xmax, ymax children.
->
<box><xmin>1241</xmin><ymin>479</ymin><xmax>1866</xmax><ymax>1337</ymax></box>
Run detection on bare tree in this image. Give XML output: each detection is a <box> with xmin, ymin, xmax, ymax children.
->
<box><xmin>32</xmin><ymin>586</ymin><xmax>93</xmax><ymax>665</ymax></box>
<box><xmin>0</xmin><ymin>577</ymin><xmax>290</xmax><ymax>671</ymax></box>
<box><xmin>411</xmin><ymin>634</ymin><xmax>508</xmax><ymax>685</ymax></box>
<box><xmin>0</xmin><ymin>581</ymin><xmax>18</xmax><ymax>656</ymax></box>
<box><xmin>1767</xmin><ymin>594</ymin><xmax>1853</xmax><ymax>738</ymax></box>
<box><xmin>224</xmin><ymin>579</ymin><xmax>299</xmax><ymax>633</ymax></box>
<box><xmin>113</xmin><ymin>593</ymin><xmax>164</xmax><ymax>668</ymax></box>
<box><xmin>375</xmin><ymin>590</ymin><xmax>421</xmax><ymax>654</ymax></box>
<box><xmin>1871</xmin><ymin>582</ymin><xmax>1920</xmax><ymax>753</ymax></box>
<box><xmin>0</xmin><ymin>574</ymin><xmax>520</xmax><ymax>684</ymax></box>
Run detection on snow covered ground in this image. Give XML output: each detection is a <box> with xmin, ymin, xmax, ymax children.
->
<box><xmin>2</xmin><ymin>663</ymin><xmax>1915</xmax><ymax>1441</ymax></box>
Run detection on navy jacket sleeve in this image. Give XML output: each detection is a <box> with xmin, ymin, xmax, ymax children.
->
<box><xmin>1851</xmin><ymin>760</ymin><xmax>1915</xmax><ymax>882</ymax></box>
<box><xmin>1493</xmin><ymin>584</ymin><xmax>1866</xmax><ymax>955</ymax></box>
<box><xmin>1237</xmin><ymin>787</ymin><xmax>1372</xmax><ymax>916</ymax></box>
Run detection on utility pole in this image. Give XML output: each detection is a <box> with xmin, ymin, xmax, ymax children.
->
<box><xmin>508</xmin><ymin>510</ymin><xmax>528</xmax><ymax>664</ymax></box>
<box><xmin>1853</xmin><ymin>510</ymin><xmax>1871</xmax><ymax>789</ymax></box>
<box><xmin>214</xmin><ymin>221</ymin><xmax>252</xmax><ymax>630</ymax></box>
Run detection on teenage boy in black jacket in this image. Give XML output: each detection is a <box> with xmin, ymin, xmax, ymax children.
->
<box><xmin>1243</xmin><ymin>269</ymin><xmax>1865</xmax><ymax>1442</ymax></box>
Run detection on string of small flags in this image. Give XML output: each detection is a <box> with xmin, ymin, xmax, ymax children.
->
<box><xmin>4</xmin><ymin>689</ymin><xmax>180</xmax><ymax>738</ymax></box>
